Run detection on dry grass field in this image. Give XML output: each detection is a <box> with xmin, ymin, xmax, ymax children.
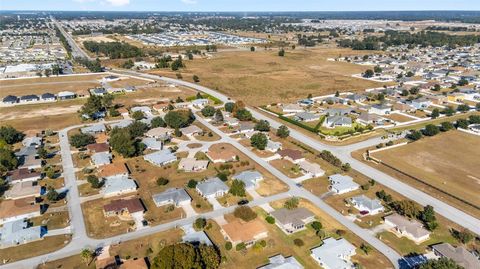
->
<box><xmin>148</xmin><ymin>47</ymin><xmax>388</xmax><ymax>106</ymax></box>
<box><xmin>0</xmin><ymin>235</ymin><xmax>71</xmax><ymax>264</ymax></box>
<box><xmin>372</xmin><ymin>131</ymin><xmax>480</xmax><ymax>209</ymax></box>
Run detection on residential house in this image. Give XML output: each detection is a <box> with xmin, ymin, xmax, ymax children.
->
<box><xmin>278</xmin><ymin>149</ymin><xmax>305</xmax><ymax>164</ymax></box>
<box><xmin>294</xmin><ymin>112</ymin><xmax>320</xmax><ymax>122</ymax></box>
<box><xmin>0</xmin><ymin>197</ymin><xmax>40</xmax><ymax>224</ymax></box>
<box><xmin>57</xmin><ymin>91</ymin><xmax>76</xmax><ymax>100</ymax></box>
<box><xmin>110</xmin><ymin>120</ymin><xmax>133</xmax><ymax>129</ymax></box>
<box><xmin>98</xmin><ymin>162</ymin><xmax>129</xmax><ymax>178</ymax></box>
<box><xmin>18</xmin><ymin>154</ymin><xmax>42</xmax><ymax>170</ymax></box>
<box><xmin>145</xmin><ymin>127</ymin><xmax>173</xmax><ymax>141</ymax></box>
<box><xmin>409</xmin><ymin>98</ymin><xmax>432</xmax><ymax>110</ymax></box>
<box><xmin>384</xmin><ymin>213</ymin><xmax>430</xmax><ymax>244</ymax></box>
<box><xmin>91</xmin><ymin>152</ymin><xmax>112</xmax><ymax>167</ymax></box>
<box><xmin>221</xmin><ymin>219</ymin><xmax>268</xmax><ymax>247</ymax></box>
<box><xmin>40</xmin><ymin>93</ymin><xmax>56</xmax><ymax>102</ymax></box>
<box><xmin>349</xmin><ymin>195</ymin><xmax>384</xmax><ymax>215</ymax></box>
<box><xmin>191</xmin><ymin>98</ymin><xmax>209</xmax><ymax>108</ymax></box>
<box><xmin>324</xmin><ymin>108</ymin><xmax>352</xmax><ymax>116</ymax></box>
<box><xmin>239</xmin><ymin>122</ymin><xmax>255</xmax><ymax>133</ymax></box>
<box><xmin>324</xmin><ymin>115</ymin><xmax>352</xmax><ymax>128</ymax></box>
<box><xmin>282</xmin><ymin>104</ymin><xmax>304</xmax><ymax>113</ymax></box>
<box><xmin>103</xmin><ymin>198</ymin><xmax>145</xmax><ymax>217</ymax></box>
<box><xmin>224</xmin><ymin>116</ymin><xmax>239</xmax><ymax>127</ymax></box>
<box><xmin>86</xmin><ymin>143</ymin><xmax>110</xmax><ymax>154</ymax></box>
<box><xmin>345</xmin><ymin>94</ymin><xmax>367</xmax><ymax>103</ymax></box>
<box><xmin>101</xmin><ymin>75</ymin><xmax>120</xmax><ymax>82</ymax></box>
<box><xmin>7</xmin><ymin>168</ymin><xmax>41</xmax><ymax>183</ymax></box>
<box><xmin>196</xmin><ymin>177</ymin><xmax>229</xmax><ymax>199</ymax></box>
<box><xmin>328</xmin><ymin>174</ymin><xmax>360</xmax><ymax>195</ymax></box>
<box><xmin>152</xmin><ymin>188</ymin><xmax>191</xmax><ymax>207</ymax></box>
<box><xmin>266</xmin><ymin>140</ymin><xmax>282</xmax><ymax>152</ymax></box>
<box><xmin>143</xmin><ymin>150</ymin><xmax>177</xmax><ymax>167</ymax></box>
<box><xmin>298</xmin><ymin>161</ymin><xmax>325</xmax><ymax>178</ymax></box>
<box><xmin>357</xmin><ymin>112</ymin><xmax>385</xmax><ymax>126</ymax></box>
<box><xmin>22</xmin><ymin>136</ymin><xmax>42</xmax><ymax>148</ymax></box>
<box><xmin>4</xmin><ymin>181</ymin><xmax>41</xmax><ymax>200</ymax></box>
<box><xmin>19</xmin><ymin>95</ymin><xmax>40</xmax><ymax>103</ymax></box>
<box><xmin>130</xmin><ymin>106</ymin><xmax>152</xmax><ymax>116</ymax></box>
<box><xmin>81</xmin><ymin>124</ymin><xmax>106</xmax><ymax>134</ymax></box>
<box><xmin>119</xmin><ymin>258</ymin><xmax>149</xmax><ymax>269</ymax></box>
<box><xmin>101</xmin><ymin>175</ymin><xmax>137</xmax><ymax>197</ymax></box>
<box><xmin>310</xmin><ymin>238</ymin><xmax>356</xmax><ymax>269</ymax></box>
<box><xmin>0</xmin><ymin>219</ymin><xmax>43</xmax><ymax>248</ymax></box>
<box><xmin>232</xmin><ymin>170</ymin><xmax>263</xmax><ymax>189</ymax></box>
<box><xmin>369</xmin><ymin>104</ymin><xmax>392</xmax><ymax>115</ymax></box>
<box><xmin>2</xmin><ymin>95</ymin><xmax>18</xmax><ymax>104</ymax></box>
<box><xmin>178</xmin><ymin>158</ymin><xmax>209</xmax><ymax>172</ymax></box>
<box><xmin>174</xmin><ymin>102</ymin><xmax>190</xmax><ymax>109</ymax></box>
<box><xmin>90</xmin><ymin>88</ymin><xmax>107</xmax><ymax>96</ymax></box>
<box><xmin>258</xmin><ymin>255</ymin><xmax>304</xmax><ymax>269</ymax></box>
<box><xmin>468</xmin><ymin>124</ymin><xmax>480</xmax><ymax>134</ymax></box>
<box><xmin>206</xmin><ymin>145</ymin><xmax>237</xmax><ymax>163</ymax></box>
<box><xmin>432</xmin><ymin>243</ymin><xmax>480</xmax><ymax>269</ymax></box>
<box><xmin>271</xmin><ymin>208</ymin><xmax>315</xmax><ymax>234</ymax></box>
<box><xmin>298</xmin><ymin>99</ymin><xmax>314</xmax><ymax>106</ymax></box>
<box><xmin>142</xmin><ymin>137</ymin><xmax>163</xmax><ymax>150</ymax></box>
<box><xmin>180</xmin><ymin>125</ymin><xmax>203</xmax><ymax>136</ymax></box>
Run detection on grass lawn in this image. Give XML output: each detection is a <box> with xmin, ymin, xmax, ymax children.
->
<box><xmin>30</xmin><ymin>211</ymin><xmax>70</xmax><ymax>230</ymax></box>
<box><xmin>186</xmin><ymin>188</ymin><xmax>214</xmax><ymax>213</ymax></box>
<box><xmin>39</xmin><ymin>177</ymin><xmax>65</xmax><ymax>190</ymax></box>
<box><xmin>0</xmin><ymin>235</ymin><xmax>71</xmax><ymax>264</ymax></box>
<box><xmin>38</xmin><ymin>255</ymin><xmax>95</xmax><ymax>269</ymax></box>
<box><xmin>269</xmin><ymin>159</ymin><xmax>303</xmax><ymax>178</ymax></box>
<box><xmin>78</xmin><ymin>182</ymin><xmax>100</xmax><ymax>197</ymax></box>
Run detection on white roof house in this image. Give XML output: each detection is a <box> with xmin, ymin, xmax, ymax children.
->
<box><xmin>191</xmin><ymin>98</ymin><xmax>209</xmax><ymax>108</ymax></box>
<box><xmin>57</xmin><ymin>91</ymin><xmax>76</xmax><ymax>100</ymax></box>
<box><xmin>349</xmin><ymin>195</ymin><xmax>384</xmax><ymax>215</ymax></box>
<box><xmin>196</xmin><ymin>177</ymin><xmax>229</xmax><ymax>199</ymax></box>
<box><xmin>232</xmin><ymin>170</ymin><xmax>263</xmax><ymax>189</ymax></box>
<box><xmin>109</xmin><ymin>120</ymin><xmax>133</xmax><ymax>129</ymax></box>
<box><xmin>142</xmin><ymin>137</ymin><xmax>163</xmax><ymax>150</ymax></box>
<box><xmin>143</xmin><ymin>150</ymin><xmax>177</xmax><ymax>166</ymax></box>
<box><xmin>266</xmin><ymin>140</ymin><xmax>282</xmax><ymax>152</ymax></box>
<box><xmin>323</xmin><ymin>115</ymin><xmax>352</xmax><ymax>128</ymax></box>
<box><xmin>310</xmin><ymin>238</ymin><xmax>356</xmax><ymax>269</ymax></box>
<box><xmin>152</xmin><ymin>188</ymin><xmax>191</xmax><ymax>207</ymax></box>
<box><xmin>0</xmin><ymin>219</ymin><xmax>43</xmax><ymax>248</ymax></box>
<box><xmin>258</xmin><ymin>254</ymin><xmax>304</xmax><ymax>269</ymax></box>
<box><xmin>298</xmin><ymin>161</ymin><xmax>325</xmax><ymax>178</ymax></box>
<box><xmin>91</xmin><ymin>152</ymin><xmax>112</xmax><ymax>167</ymax></box>
<box><xmin>146</xmin><ymin>127</ymin><xmax>173</xmax><ymax>140</ymax></box>
<box><xmin>131</xmin><ymin>106</ymin><xmax>152</xmax><ymax>115</ymax></box>
<box><xmin>101</xmin><ymin>175</ymin><xmax>137</xmax><ymax>197</ymax></box>
<box><xmin>22</xmin><ymin>137</ymin><xmax>42</xmax><ymax>148</ymax></box>
<box><xmin>384</xmin><ymin>213</ymin><xmax>430</xmax><ymax>244</ymax></box>
<box><xmin>271</xmin><ymin>208</ymin><xmax>315</xmax><ymax>234</ymax></box>
<box><xmin>81</xmin><ymin>124</ymin><xmax>106</xmax><ymax>134</ymax></box>
<box><xmin>180</xmin><ymin>125</ymin><xmax>203</xmax><ymax>136</ymax></box>
<box><xmin>328</xmin><ymin>174</ymin><xmax>360</xmax><ymax>195</ymax></box>
<box><xmin>178</xmin><ymin>158</ymin><xmax>209</xmax><ymax>172</ymax></box>
<box><xmin>282</xmin><ymin>104</ymin><xmax>304</xmax><ymax>113</ymax></box>
<box><xmin>369</xmin><ymin>104</ymin><xmax>392</xmax><ymax>115</ymax></box>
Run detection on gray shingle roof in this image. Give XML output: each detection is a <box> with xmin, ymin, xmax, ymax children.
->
<box><xmin>196</xmin><ymin>177</ymin><xmax>229</xmax><ymax>197</ymax></box>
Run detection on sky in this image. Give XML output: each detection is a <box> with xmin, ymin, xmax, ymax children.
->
<box><xmin>2</xmin><ymin>0</ymin><xmax>480</xmax><ymax>12</ymax></box>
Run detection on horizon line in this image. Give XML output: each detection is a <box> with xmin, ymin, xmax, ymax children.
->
<box><xmin>2</xmin><ymin>9</ymin><xmax>480</xmax><ymax>13</ymax></box>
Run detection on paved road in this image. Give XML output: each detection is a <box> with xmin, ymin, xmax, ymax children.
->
<box><xmin>112</xmin><ymin>69</ymin><xmax>480</xmax><ymax>235</ymax></box>
<box><xmin>51</xmin><ymin>16</ymin><xmax>92</xmax><ymax>60</ymax></box>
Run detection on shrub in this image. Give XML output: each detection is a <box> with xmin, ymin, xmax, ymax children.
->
<box><xmin>233</xmin><ymin>206</ymin><xmax>257</xmax><ymax>222</ymax></box>
<box><xmin>265</xmin><ymin>216</ymin><xmax>275</xmax><ymax>224</ymax></box>
<box><xmin>225</xmin><ymin>241</ymin><xmax>232</xmax><ymax>250</ymax></box>
<box><xmin>284</xmin><ymin>197</ymin><xmax>299</xmax><ymax>210</ymax></box>
<box><xmin>156</xmin><ymin>177</ymin><xmax>169</xmax><ymax>186</ymax></box>
<box><xmin>293</xmin><ymin>238</ymin><xmax>304</xmax><ymax>247</ymax></box>
<box><xmin>236</xmin><ymin>242</ymin><xmax>246</xmax><ymax>251</ymax></box>
<box><xmin>187</xmin><ymin>179</ymin><xmax>197</xmax><ymax>188</ymax></box>
<box><xmin>311</xmin><ymin>221</ymin><xmax>322</xmax><ymax>231</ymax></box>
<box><xmin>194</xmin><ymin>218</ymin><xmax>207</xmax><ymax>230</ymax></box>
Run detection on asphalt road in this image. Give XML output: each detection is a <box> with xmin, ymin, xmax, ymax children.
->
<box><xmin>51</xmin><ymin>17</ymin><xmax>92</xmax><ymax>60</ymax></box>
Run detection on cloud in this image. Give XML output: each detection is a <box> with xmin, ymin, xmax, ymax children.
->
<box><xmin>104</xmin><ymin>0</ymin><xmax>130</xmax><ymax>6</ymax></box>
<box><xmin>181</xmin><ymin>0</ymin><xmax>197</xmax><ymax>4</ymax></box>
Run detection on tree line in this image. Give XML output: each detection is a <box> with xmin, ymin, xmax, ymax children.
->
<box><xmin>83</xmin><ymin>41</ymin><xmax>143</xmax><ymax>59</ymax></box>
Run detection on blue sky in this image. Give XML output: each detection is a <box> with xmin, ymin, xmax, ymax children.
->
<box><xmin>2</xmin><ymin>0</ymin><xmax>480</xmax><ymax>11</ymax></box>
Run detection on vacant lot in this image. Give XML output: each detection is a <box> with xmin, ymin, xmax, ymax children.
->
<box><xmin>0</xmin><ymin>235</ymin><xmax>71</xmax><ymax>264</ymax></box>
<box><xmin>149</xmin><ymin>47</ymin><xmax>387</xmax><ymax>106</ymax></box>
<box><xmin>372</xmin><ymin>131</ymin><xmax>480</xmax><ymax>209</ymax></box>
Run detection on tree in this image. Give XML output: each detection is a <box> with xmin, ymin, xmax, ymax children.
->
<box><xmin>293</xmin><ymin>238</ymin><xmax>304</xmax><ymax>247</ymax></box>
<box><xmin>451</xmin><ymin>228</ymin><xmax>474</xmax><ymax>244</ymax></box>
<box><xmin>156</xmin><ymin>177</ymin><xmax>169</xmax><ymax>186</ymax></box>
<box><xmin>469</xmin><ymin>115</ymin><xmax>480</xmax><ymax>124</ymax></box>
<box><xmin>127</xmin><ymin>121</ymin><xmax>149</xmax><ymax>138</ymax></box>
<box><xmin>224</xmin><ymin>102</ymin><xmax>235</xmax><ymax>113</ymax></box>
<box><xmin>80</xmin><ymin>248</ymin><xmax>94</xmax><ymax>265</ymax></box>
<box><xmin>0</xmin><ymin>148</ymin><xmax>18</xmax><ymax>173</ymax></box>
<box><xmin>443</xmin><ymin>106</ymin><xmax>455</xmax><ymax>116</ymax></box>
<box><xmin>420</xmin><ymin>205</ymin><xmax>438</xmax><ymax>231</ymax></box>
<box><xmin>164</xmin><ymin>110</ymin><xmax>195</xmax><ymax>129</ymax></box>
<box><xmin>193</xmin><ymin>75</ymin><xmax>200</xmax><ymax>83</ymax></box>
<box><xmin>201</xmin><ymin>106</ymin><xmax>216</xmax><ymax>117</ymax></box>
<box><xmin>423</xmin><ymin>124</ymin><xmax>440</xmax><ymax>136</ymax></box>
<box><xmin>233</xmin><ymin>206</ymin><xmax>257</xmax><ymax>222</ymax></box>
<box><xmin>109</xmin><ymin>129</ymin><xmax>137</xmax><ymax>157</ymax></box>
<box><xmin>254</xmin><ymin>120</ymin><xmax>270</xmax><ymax>132</ymax></box>
<box><xmin>194</xmin><ymin>218</ymin><xmax>207</xmax><ymax>230</ymax></box>
<box><xmin>476</xmin><ymin>102</ymin><xmax>480</xmax><ymax>111</ymax></box>
<box><xmin>265</xmin><ymin>216</ymin><xmax>275</xmax><ymax>224</ymax></box>
<box><xmin>278</xmin><ymin>48</ymin><xmax>285</xmax><ymax>57</ymax></box>
<box><xmin>225</xmin><ymin>241</ymin><xmax>232</xmax><ymax>250</ymax></box>
<box><xmin>87</xmin><ymin>175</ymin><xmax>103</xmax><ymax>188</ymax></box>
<box><xmin>235</xmin><ymin>109</ymin><xmax>252</xmax><ymax>121</ymax></box>
<box><xmin>418</xmin><ymin>257</ymin><xmax>463</xmax><ymax>269</ymax></box>
<box><xmin>151</xmin><ymin>243</ymin><xmax>220</xmax><ymax>269</ymax></box>
<box><xmin>360</xmin><ymin>243</ymin><xmax>372</xmax><ymax>255</ymax></box>
<box><xmin>46</xmin><ymin>188</ymin><xmax>59</xmax><ymax>201</ymax></box>
<box><xmin>229</xmin><ymin>180</ymin><xmax>246</xmax><ymax>197</ymax></box>
<box><xmin>456</xmin><ymin>104</ymin><xmax>470</xmax><ymax>113</ymax></box>
<box><xmin>276</xmin><ymin>125</ymin><xmax>290</xmax><ymax>138</ymax></box>
<box><xmin>0</xmin><ymin>126</ymin><xmax>24</xmax><ymax>144</ymax></box>
<box><xmin>37</xmin><ymin>147</ymin><xmax>48</xmax><ymax>159</ymax></box>
<box><xmin>131</xmin><ymin>110</ymin><xmax>145</xmax><ymax>121</ymax></box>
<box><xmin>250</xmin><ymin>133</ymin><xmax>268</xmax><ymax>150</ymax></box>
<box><xmin>432</xmin><ymin>84</ymin><xmax>441</xmax><ymax>91</ymax></box>
<box><xmin>391</xmin><ymin>200</ymin><xmax>421</xmax><ymax>218</ymax></box>
<box><xmin>406</xmin><ymin>130</ymin><xmax>423</xmax><ymax>141</ymax></box>
<box><xmin>151</xmin><ymin>116</ymin><xmax>167</xmax><ymax>128</ymax></box>
<box><xmin>457</xmin><ymin>78</ymin><xmax>469</xmax><ymax>86</ymax></box>
<box><xmin>187</xmin><ymin>179</ymin><xmax>198</xmax><ymax>188</ymax></box>
<box><xmin>456</xmin><ymin>119</ymin><xmax>469</xmax><ymax>129</ymax></box>
<box><xmin>430</xmin><ymin>108</ymin><xmax>440</xmax><ymax>119</ymax></box>
<box><xmin>363</xmin><ymin>69</ymin><xmax>374</xmax><ymax>78</ymax></box>
<box><xmin>214</xmin><ymin>109</ymin><xmax>224</xmax><ymax>122</ymax></box>
<box><xmin>374</xmin><ymin>65</ymin><xmax>382</xmax><ymax>73</ymax></box>
<box><xmin>70</xmin><ymin>133</ymin><xmax>95</xmax><ymax>148</ymax></box>
<box><xmin>170</xmin><ymin>57</ymin><xmax>185</xmax><ymax>71</ymax></box>
<box><xmin>217</xmin><ymin>172</ymin><xmax>228</xmax><ymax>182</ymax></box>
<box><xmin>311</xmin><ymin>221</ymin><xmax>323</xmax><ymax>231</ymax></box>
<box><xmin>284</xmin><ymin>197</ymin><xmax>299</xmax><ymax>210</ymax></box>
<box><xmin>122</xmin><ymin>59</ymin><xmax>134</xmax><ymax>69</ymax></box>
<box><xmin>250</xmin><ymin>46</ymin><xmax>255</xmax><ymax>52</ymax></box>
<box><xmin>440</xmin><ymin>122</ymin><xmax>454</xmax><ymax>132</ymax></box>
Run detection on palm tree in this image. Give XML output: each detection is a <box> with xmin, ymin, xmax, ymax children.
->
<box><xmin>80</xmin><ymin>248</ymin><xmax>94</xmax><ymax>265</ymax></box>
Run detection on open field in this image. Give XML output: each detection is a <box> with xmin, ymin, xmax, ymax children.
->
<box><xmin>148</xmin><ymin>47</ymin><xmax>389</xmax><ymax>106</ymax></box>
<box><xmin>0</xmin><ymin>235</ymin><xmax>71</xmax><ymax>264</ymax></box>
<box><xmin>372</xmin><ymin>130</ymin><xmax>480</xmax><ymax>209</ymax></box>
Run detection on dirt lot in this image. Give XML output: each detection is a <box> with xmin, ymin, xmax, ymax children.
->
<box><xmin>148</xmin><ymin>47</ymin><xmax>388</xmax><ymax>106</ymax></box>
<box><xmin>372</xmin><ymin>131</ymin><xmax>480</xmax><ymax>209</ymax></box>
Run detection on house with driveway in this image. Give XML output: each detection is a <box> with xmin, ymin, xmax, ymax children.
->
<box><xmin>7</xmin><ymin>168</ymin><xmax>41</xmax><ymax>183</ymax></box>
<box><xmin>91</xmin><ymin>152</ymin><xmax>112</xmax><ymax>167</ymax></box>
<box><xmin>0</xmin><ymin>197</ymin><xmax>41</xmax><ymax>224</ymax></box>
<box><xmin>103</xmin><ymin>198</ymin><xmax>145</xmax><ymax>218</ymax></box>
<box><xmin>270</xmin><ymin>207</ymin><xmax>315</xmax><ymax>234</ymax></box>
<box><xmin>180</xmin><ymin>125</ymin><xmax>203</xmax><ymax>136</ymax></box>
<box><xmin>220</xmin><ymin>218</ymin><xmax>268</xmax><ymax>248</ymax></box>
<box><xmin>277</xmin><ymin>149</ymin><xmax>304</xmax><ymax>164</ymax></box>
<box><xmin>101</xmin><ymin>175</ymin><xmax>137</xmax><ymax>197</ymax></box>
<box><xmin>323</xmin><ymin>115</ymin><xmax>352</xmax><ymax>128</ymax></box>
<box><xmin>206</xmin><ymin>145</ymin><xmax>237</xmax><ymax>163</ymax></box>
<box><xmin>143</xmin><ymin>150</ymin><xmax>177</xmax><ymax>167</ymax></box>
<box><xmin>294</xmin><ymin>112</ymin><xmax>320</xmax><ymax>122</ymax></box>
<box><xmin>298</xmin><ymin>161</ymin><xmax>325</xmax><ymax>178</ymax></box>
<box><xmin>232</xmin><ymin>170</ymin><xmax>263</xmax><ymax>189</ymax></box>
<box><xmin>98</xmin><ymin>162</ymin><xmax>129</xmax><ymax>178</ymax></box>
<box><xmin>369</xmin><ymin>104</ymin><xmax>391</xmax><ymax>115</ymax></box>
<box><xmin>258</xmin><ymin>254</ymin><xmax>303</xmax><ymax>269</ymax></box>
<box><xmin>310</xmin><ymin>237</ymin><xmax>356</xmax><ymax>269</ymax></box>
<box><xmin>349</xmin><ymin>195</ymin><xmax>384</xmax><ymax>215</ymax></box>
<box><xmin>178</xmin><ymin>158</ymin><xmax>209</xmax><ymax>172</ymax></box>
<box><xmin>152</xmin><ymin>188</ymin><xmax>191</xmax><ymax>207</ymax></box>
<box><xmin>0</xmin><ymin>219</ymin><xmax>43</xmax><ymax>248</ymax></box>
<box><xmin>146</xmin><ymin>127</ymin><xmax>173</xmax><ymax>141</ymax></box>
<box><xmin>431</xmin><ymin>243</ymin><xmax>480</xmax><ymax>269</ymax></box>
<box><xmin>81</xmin><ymin>124</ymin><xmax>106</xmax><ymax>135</ymax></box>
<box><xmin>328</xmin><ymin>174</ymin><xmax>360</xmax><ymax>195</ymax></box>
<box><xmin>384</xmin><ymin>213</ymin><xmax>430</xmax><ymax>244</ymax></box>
<box><xmin>196</xmin><ymin>177</ymin><xmax>229</xmax><ymax>199</ymax></box>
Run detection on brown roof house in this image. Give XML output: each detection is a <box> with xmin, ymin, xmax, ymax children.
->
<box><xmin>0</xmin><ymin>197</ymin><xmax>40</xmax><ymax>224</ymax></box>
<box><xmin>270</xmin><ymin>208</ymin><xmax>315</xmax><ymax>234</ymax></box>
<box><xmin>86</xmin><ymin>143</ymin><xmax>110</xmax><ymax>153</ymax></box>
<box><xmin>206</xmin><ymin>144</ymin><xmax>237</xmax><ymax>163</ymax></box>
<box><xmin>221</xmin><ymin>218</ymin><xmax>268</xmax><ymax>248</ymax></box>
<box><xmin>4</xmin><ymin>181</ymin><xmax>41</xmax><ymax>200</ymax></box>
<box><xmin>103</xmin><ymin>198</ymin><xmax>145</xmax><ymax>218</ymax></box>
<box><xmin>119</xmin><ymin>258</ymin><xmax>149</xmax><ymax>269</ymax></box>
<box><xmin>7</xmin><ymin>168</ymin><xmax>41</xmax><ymax>183</ymax></box>
<box><xmin>98</xmin><ymin>162</ymin><xmax>129</xmax><ymax>178</ymax></box>
<box><xmin>277</xmin><ymin>149</ymin><xmax>305</xmax><ymax>164</ymax></box>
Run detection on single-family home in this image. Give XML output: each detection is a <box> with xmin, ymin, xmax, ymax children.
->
<box><xmin>258</xmin><ymin>255</ymin><xmax>304</xmax><ymax>269</ymax></box>
<box><xmin>191</xmin><ymin>98</ymin><xmax>209</xmax><ymax>108</ymax></box>
<box><xmin>328</xmin><ymin>174</ymin><xmax>360</xmax><ymax>195</ymax></box>
<box><xmin>206</xmin><ymin>144</ymin><xmax>237</xmax><ymax>163</ymax></box>
<box><xmin>432</xmin><ymin>243</ymin><xmax>480</xmax><ymax>269</ymax></box>
<box><xmin>0</xmin><ymin>197</ymin><xmax>40</xmax><ymax>224</ymax></box>
<box><xmin>266</xmin><ymin>140</ymin><xmax>282</xmax><ymax>153</ymax></box>
<box><xmin>130</xmin><ymin>106</ymin><xmax>152</xmax><ymax>116</ymax></box>
<box><xmin>22</xmin><ymin>136</ymin><xmax>42</xmax><ymax>148</ymax></box>
<box><xmin>143</xmin><ymin>150</ymin><xmax>177</xmax><ymax>166</ymax></box>
<box><xmin>224</xmin><ymin>116</ymin><xmax>239</xmax><ymax>127</ymax></box>
<box><xmin>18</xmin><ymin>154</ymin><xmax>42</xmax><ymax>170</ymax></box>
<box><xmin>103</xmin><ymin>198</ymin><xmax>145</xmax><ymax>217</ymax></box>
<box><xmin>40</xmin><ymin>93</ymin><xmax>56</xmax><ymax>102</ymax></box>
<box><xmin>323</xmin><ymin>115</ymin><xmax>352</xmax><ymax>128</ymax></box>
<box><xmin>356</xmin><ymin>112</ymin><xmax>385</xmax><ymax>126</ymax></box>
<box><xmin>345</xmin><ymin>94</ymin><xmax>367</xmax><ymax>103</ymax></box>
<box><xmin>81</xmin><ymin>124</ymin><xmax>106</xmax><ymax>134</ymax></box>
<box><xmin>124</xmin><ymin>86</ymin><xmax>136</xmax><ymax>93</ymax></box>
<box><xmin>298</xmin><ymin>161</ymin><xmax>325</xmax><ymax>178</ymax></box>
<box><xmin>109</xmin><ymin>120</ymin><xmax>133</xmax><ymax>129</ymax></box>
<box><xmin>384</xmin><ymin>213</ymin><xmax>430</xmax><ymax>244</ymax></box>
<box><xmin>15</xmin><ymin>146</ymin><xmax>37</xmax><ymax>158</ymax></box>
<box><xmin>239</xmin><ymin>122</ymin><xmax>255</xmax><ymax>133</ymax></box>
<box><xmin>152</xmin><ymin>188</ymin><xmax>191</xmax><ymax>207</ymax></box>
<box><xmin>369</xmin><ymin>104</ymin><xmax>392</xmax><ymax>115</ymax></box>
<box><xmin>232</xmin><ymin>170</ymin><xmax>263</xmax><ymax>189</ymax></box>
<box><xmin>119</xmin><ymin>258</ymin><xmax>148</xmax><ymax>269</ymax></box>
<box><xmin>271</xmin><ymin>208</ymin><xmax>315</xmax><ymax>234</ymax></box>
<box><xmin>180</xmin><ymin>125</ymin><xmax>203</xmax><ymax>136</ymax></box>
<box><xmin>90</xmin><ymin>88</ymin><xmax>107</xmax><ymax>96</ymax></box>
<box><xmin>294</xmin><ymin>112</ymin><xmax>320</xmax><ymax>122</ymax></box>
<box><xmin>178</xmin><ymin>158</ymin><xmax>209</xmax><ymax>172</ymax></box>
<box><xmin>145</xmin><ymin>127</ymin><xmax>173</xmax><ymax>140</ymax></box>
<box><xmin>4</xmin><ymin>181</ymin><xmax>41</xmax><ymax>200</ymax></box>
<box><xmin>101</xmin><ymin>75</ymin><xmax>120</xmax><ymax>82</ymax></box>
<box><xmin>7</xmin><ymin>168</ymin><xmax>41</xmax><ymax>183</ymax></box>
<box><xmin>91</xmin><ymin>152</ymin><xmax>112</xmax><ymax>167</ymax></box>
<box><xmin>101</xmin><ymin>175</ymin><xmax>137</xmax><ymax>197</ymax></box>
<box><xmin>0</xmin><ymin>219</ymin><xmax>43</xmax><ymax>248</ymax></box>
<box><xmin>349</xmin><ymin>195</ymin><xmax>384</xmax><ymax>215</ymax></box>
<box><xmin>98</xmin><ymin>162</ymin><xmax>129</xmax><ymax>179</ymax></box>
<box><xmin>174</xmin><ymin>102</ymin><xmax>190</xmax><ymax>109</ymax></box>
<box><xmin>86</xmin><ymin>143</ymin><xmax>110</xmax><ymax>154</ymax></box>
<box><xmin>141</xmin><ymin>137</ymin><xmax>163</xmax><ymax>150</ymax></box>
<box><xmin>324</xmin><ymin>108</ymin><xmax>352</xmax><ymax>116</ymax></box>
<box><xmin>409</xmin><ymin>98</ymin><xmax>432</xmax><ymax>110</ymax></box>
<box><xmin>2</xmin><ymin>95</ymin><xmax>18</xmax><ymax>104</ymax></box>
<box><xmin>19</xmin><ymin>95</ymin><xmax>40</xmax><ymax>103</ymax></box>
<box><xmin>468</xmin><ymin>124</ymin><xmax>480</xmax><ymax>134</ymax></box>
<box><xmin>310</xmin><ymin>238</ymin><xmax>356</xmax><ymax>269</ymax></box>
<box><xmin>278</xmin><ymin>149</ymin><xmax>304</xmax><ymax>164</ymax></box>
<box><xmin>221</xmin><ymin>219</ymin><xmax>268</xmax><ymax>247</ymax></box>
<box><xmin>196</xmin><ymin>177</ymin><xmax>229</xmax><ymax>199</ymax></box>
<box><xmin>282</xmin><ymin>104</ymin><xmax>304</xmax><ymax>113</ymax></box>
<box><xmin>57</xmin><ymin>91</ymin><xmax>76</xmax><ymax>100</ymax></box>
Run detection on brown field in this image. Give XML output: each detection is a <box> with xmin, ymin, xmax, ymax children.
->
<box><xmin>148</xmin><ymin>47</ymin><xmax>389</xmax><ymax>106</ymax></box>
<box><xmin>372</xmin><ymin>131</ymin><xmax>480</xmax><ymax>209</ymax></box>
<box><xmin>0</xmin><ymin>235</ymin><xmax>71</xmax><ymax>264</ymax></box>
<box><xmin>384</xmin><ymin>113</ymin><xmax>417</xmax><ymax>123</ymax></box>
<box><xmin>30</xmin><ymin>211</ymin><xmax>70</xmax><ymax>230</ymax></box>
